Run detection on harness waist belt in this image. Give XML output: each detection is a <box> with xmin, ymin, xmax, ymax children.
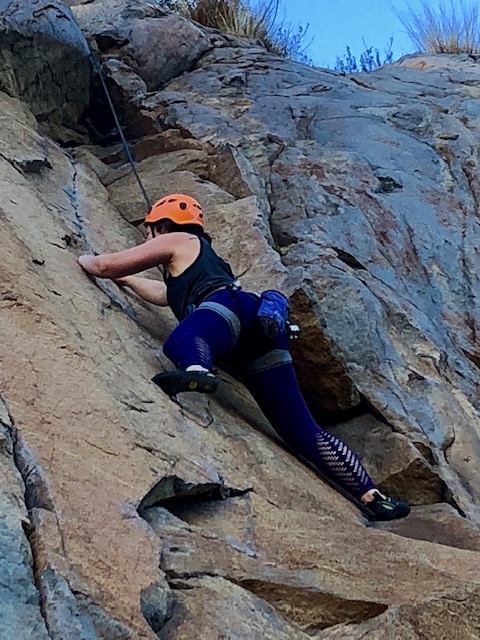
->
<box><xmin>193</xmin><ymin>281</ymin><xmax>241</xmax><ymax>307</ymax></box>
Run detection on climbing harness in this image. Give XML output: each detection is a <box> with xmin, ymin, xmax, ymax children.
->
<box><xmin>87</xmin><ymin>51</ymin><xmax>408</xmax><ymax>525</ymax></box>
<box><xmin>90</xmin><ymin>52</ymin><xmax>298</xmax><ymax>335</ymax></box>
<box><xmin>185</xmin><ymin>280</ymin><xmax>242</xmax><ymax>317</ymax></box>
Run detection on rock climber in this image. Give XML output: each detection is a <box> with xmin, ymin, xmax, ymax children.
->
<box><xmin>78</xmin><ymin>193</ymin><xmax>411</xmax><ymax>522</ymax></box>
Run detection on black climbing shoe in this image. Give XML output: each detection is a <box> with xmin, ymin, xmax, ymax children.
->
<box><xmin>364</xmin><ymin>491</ymin><xmax>411</xmax><ymax>522</ymax></box>
<box><xmin>152</xmin><ymin>370</ymin><xmax>218</xmax><ymax>397</ymax></box>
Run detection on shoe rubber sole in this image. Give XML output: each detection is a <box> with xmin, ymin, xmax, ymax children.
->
<box><xmin>365</xmin><ymin>501</ymin><xmax>411</xmax><ymax>522</ymax></box>
<box><xmin>152</xmin><ymin>371</ymin><xmax>218</xmax><ymax>397</ymax></box>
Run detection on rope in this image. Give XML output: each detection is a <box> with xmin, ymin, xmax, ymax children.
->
<box><xmin>87</xmin><ymin>49</ymin><xmax>375</xmax><ymax>518</ymax></box>
<box><xmin>89</xmin><ymin>51</ymin><xmax>152</xmax><ymax>212</ymax></box>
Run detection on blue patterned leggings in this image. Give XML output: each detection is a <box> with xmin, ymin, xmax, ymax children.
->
<box><xmin>163</xmin><ymin>289</ymin><xmax>376</xmax><ymax>500</ymax></box>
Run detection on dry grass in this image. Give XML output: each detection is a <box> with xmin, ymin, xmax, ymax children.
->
<box><xmin>179</xmin><ymin>0</ymin><xmax>277</xmax><ymax>39</ymax></box>
<box><xmin>177</xmin><ymin>0</ymin><xmax>311</xmax><ymax>61</ymax></box>
<box><xmin>396</xmin><ymin>0</ymin><xmax>480</xmax><ymax>54</ymax></box>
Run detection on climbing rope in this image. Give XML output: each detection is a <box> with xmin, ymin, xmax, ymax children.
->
<box><xmin>89</xmin><ymin>51</ymin><xmax>152</xmax><ymax>213</ymax></box>
<box><xmin>87</xmin><ymin>49</ymin><xmax>377</xmax><ymax>520</ymax></box>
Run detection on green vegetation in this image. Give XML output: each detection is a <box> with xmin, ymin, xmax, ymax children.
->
<box><xmin>156</xmin><ymin>0</ymin><xmax>480</xmax><ymax>71</ymax></box>
<box><xmin>396</xmin><ymin>0</ymin><xmax>480</xmax><ymax>54</ymax></box>
<box><xmin>334</xmin><ymin>39</ymin><xmax>394</xmax><ymax>73</ymax></box>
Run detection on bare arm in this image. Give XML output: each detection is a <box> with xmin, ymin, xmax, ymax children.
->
<box><xmin>115</xmin><ymin>276</ymin><xmax>168</xmax><ymax>307</ymax></box>
<box><xmin>77</xmin><ymin>235</ymin><xmax>178</xmax><ymax>279</ymax></box>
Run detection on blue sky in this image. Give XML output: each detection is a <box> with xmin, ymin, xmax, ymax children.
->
<box><xmin>280</xmin><ymin>0</ymin><xmax>446</xmax><ymax>68</ymax></box>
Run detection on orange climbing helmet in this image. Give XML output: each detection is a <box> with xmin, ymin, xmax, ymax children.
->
<box><xmin>144</xmin><ymin>194</ymin><xmax>204</xmax><ymax>228</ymax></box>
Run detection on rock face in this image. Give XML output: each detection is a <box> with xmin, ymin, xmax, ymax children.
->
<box><xmin>1</xmin><ymin>1</ymin><xmax>480</xmax><ymax>637</ymax></box>
<box><xmin>0</xmin><ymin>0</ymin><xmax>91</xmax><ymax>126</ymax></box>
<box><xmin>0</xmin><ymin>401</ymin><xmax>49</xmax><ymax>640</ymax></box>
<box><xmin>72</xmin><ymin>0</ymin><xmax>212</xmax><ymax>92</ymax></box>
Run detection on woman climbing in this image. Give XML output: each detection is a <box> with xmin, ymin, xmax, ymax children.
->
<box><xmin>78</xmin><ymin>193</ymin><xmax>411</xmax><ymax>522</ymax></box>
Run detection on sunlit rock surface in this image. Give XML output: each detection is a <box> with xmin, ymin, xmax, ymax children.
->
<box><xmin>0</xmin><ymin>1</ymin><xmax>479</xmax><ymax>637</ymax></box>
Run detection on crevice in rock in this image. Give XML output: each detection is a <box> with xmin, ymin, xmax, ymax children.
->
<box><xmin>370</xmin><ymin>430</ymin><xmax>468</xmax><ymax>519</ymax></box>
<box><xmin>285</xmin><ymin>289</ymin><xmax>364</xmax><ymax>417</ymax></box>
<box><xmin>2</xmin><ymin>398</ymin><xmax>130</xmax><ymax>639</ymax></box>
<box><xmin>234</xmin><ymin>578</ymin><xmax>389</xmax><ymax>633</ymax></box>
<box><xmin>137</xmin><ymin>474</ymin><xmax>252</xmax><ymax>519</ymax></box>
<box><xmin>13</xmin><ymin>433</ymin><xmax>55</xmax><ymax>515</ymax></box>
<box><xmin>462</xmin><ymin>348</ymin><xmax>480</xmax><ymax>370</ymax></box>
<box><xmin>65</xmin><ymin>154</ymin><xmax>140</xmax><ymax>324</ymax></box>
<box><xmin>83</xmin><ymin>40</ymin><xmax>216</xmax><ymax>146</ymax></box>
<box><xmin>0</xmin><ymin>400</ymin><xmax>50</xmax><ymax>637</ymax></box>
<box><xmin>359</xmin><ymin>394</ymin><xmax>398</xmax><ymax>428</ymax></box>
<box><xmin>412</xmin><ymin>441</ymin><xmax>437</xmax><ymax>466</ymax></box>
<box><xmin>0</xmin><ymin>400</ymin><xmax>53</xmax><ymax>636</ymax></box>
<box><xmin>438</xmin><ymin>486</ymin><xmax>467</xmax><ymax>518</ymax></box>
<box><xmin>375</xmin><ymin>174</ymin><xmax>403</xmax><ymax>193</ymax></box>
<box><xmin>458</xmin><ymin>164</ymin><xmax>478</xmax><ymax>348</ymax></box>
<box><xmin>137</xmin><ymin>476</ymin><xmax>255</xmax><ymax>635</ymax></box>
<box><xmin>95</xmin><ymin>34</ymin><xmax>129</xmax><ymax>53</ymax></box>
<box><xmin>140</xmin><ymin>582</ymin><xmax>174</xmax><ymax>635</ymax></box>
<box><xmin>266</xmin><ymin>133</ymin><xmax>287</xmax><ymax>166</ymax></box>
<box><xmin>332</xmin><ymin>247</ymin><xmax>368</xmax><ymax>270</ymax></box>
<box><xmin>162</xmin><ymin>570</ymin><xmax>388</xmax><ymax>634</ymax></box>
<box><xmin>349</xmin><ymin>76</ymin><xmax>377</xmax><ymax>91</ymax></box>
<box><xmin>376</xmin><ymin>461</ymin><xmax>447</xmax><ymax>508</ymax></box>
<box><xmin>82</xmin><ymin>73</ymin><xmax>127</xmax><ymax>146</ymax></box>
<box><xmin>64</xmin><ymin>153</ymin><xmax>86</xmax><ymax>246</ymax></box>
<box><xmin>0</xmin><ymin>151</ymin><xmax>52</xmax><ymax>175</ymax></box>
<box><xmin>309</xmin><ymin>400</ymin><xmax>370</xmax><ymax>427</ymax></box>
<box><xmin>164</xmin><ymin>569</ymin><xmax>222</xmax><ymax>583</ymax></box>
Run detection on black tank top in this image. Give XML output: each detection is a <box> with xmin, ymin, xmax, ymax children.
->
<box><xmin>165</xmin><ymin>236</ymin><xmax>237</xmax><ymax>320</ymax></box>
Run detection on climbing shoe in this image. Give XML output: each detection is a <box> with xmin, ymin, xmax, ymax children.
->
<box><xmin>364</xmin><ymin>491</ymin><xmax>411</xmax><ymax>522</ymax></box>
<box><xmin>152</xmin><ymin>370</ymin><xmax>218</xmax><ymax>397</ymax></box>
